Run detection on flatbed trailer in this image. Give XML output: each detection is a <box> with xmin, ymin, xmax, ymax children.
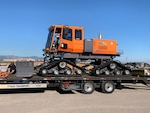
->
<box><xmin>0</xmin><ymin>74</ymin><xmax>150</xmax><ymax>94</ymax></box>
<box><xmin>0</xmin><ymin>61</ymin><xmax>149</xmax><ymax>94</ymax></box>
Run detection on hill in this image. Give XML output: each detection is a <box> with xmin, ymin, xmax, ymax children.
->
<box><xmin>0</xmin><ymin>55</ymin><xmax>43</xmax><ymax>60</ymax></box>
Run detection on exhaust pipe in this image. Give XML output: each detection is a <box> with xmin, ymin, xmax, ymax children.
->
<box><xmin>98</xmin><ymin>32</ymin><xmax>102</xmax><ymax>39</ymax></box>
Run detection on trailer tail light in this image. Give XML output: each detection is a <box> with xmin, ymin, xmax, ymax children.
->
<box><xmin>44</xmin><ymin>77</ymin><xmax>51</xmax><ymax>80</ymax></box>
<box><xmin>83</xmin><ymin>78</ymin><xmax>90</xmax><ymax>80</ymax></box>
<box><xmin>101</xmin><ymin>78</ymin><xmax>106</xmax><ymax>80</ymax></box>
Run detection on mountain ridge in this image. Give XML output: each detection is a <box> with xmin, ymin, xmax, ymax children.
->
<box><xmin>0</xmin><ymin>55</ymin><xmax>43</xmax><ymax>60</ymax></box>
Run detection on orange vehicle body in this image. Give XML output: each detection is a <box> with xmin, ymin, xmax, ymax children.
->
<box><xmin>46</xmin><ymin>25</ymin><xmax>118</xmax><ymax>56</ymax></box>
<box><xmin>92</xmin><ymin>39</ymin><xmax>117</xmax><ymax>55</ymax></box>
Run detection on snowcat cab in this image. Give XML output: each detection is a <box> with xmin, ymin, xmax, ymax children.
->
<box><xmin>44</xmin><ymin>25</ymin><xmax>84</xmax><ymax>59</ymax></box>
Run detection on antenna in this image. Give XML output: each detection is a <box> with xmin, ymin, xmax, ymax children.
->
<box><xmin>98</xmin><ymin>32</ymin><xmax>102</xmax><ymax>39</ymax></box>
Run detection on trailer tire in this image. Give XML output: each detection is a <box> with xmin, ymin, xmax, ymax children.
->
<box><xmin>81</xmin><ymin>82</ymin><xmax>95</xmax><ymax>94</ymax></box>
<box><xmin>101</xmin><ymin>81</ymin><xmax>115</xmax><ymax>93</ymax></box>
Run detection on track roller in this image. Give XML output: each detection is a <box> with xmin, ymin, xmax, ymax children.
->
<box><xmin>96</xmin><ymin>70</ymin><xmax>100</xmax><ymax>75</ymax></box>
<box><xmin>59</xmin><ymin>62</ymin><xmax>67</xmax><ymax>69</ymax></box>
<box><xmin>124</xmin><ymin>69</ymin><xmax>130</xmax><ymax>75</ymax></box>
<box><xmin>104</xmin><ymin>70</ymin><xmax>110</xmax><ymax>75</ymax></box>
<box><xmin>76</xmin><ymin>69</ymin><xmax>82</xmax><ymax>75</ymax></box>
<box><xmin>40</xmin><ymin>69</ymin><xmax>47</xmax><ymax>75</ymax></box>
<box><xmin>109</xmin><ymin>63</ymin><xmax>116</xmax><ymax>70</ymax></box>
<box><xmin>53</xmin><ymin>69</ymin><xmax>59</xmax><ymax>75</ymax></box>
<box><xmin>114</xmin><ymin>70</ymin><xmax>121</xmax><ymax>75</ymax></box>
<box><xmin>65</xmin><ymin>69</ymin><xmax>72</xmax><ymax>75</ymax></box>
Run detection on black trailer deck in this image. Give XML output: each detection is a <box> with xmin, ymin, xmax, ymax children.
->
<box><xmin>0</xmin><ymin>74</ymin><xmax>150</xmax><ymax>94</ymax></box>
<box><xmin>1</xmin><ymin>74</ymin><xmax>150</xmax><ymax>84</ymax></box>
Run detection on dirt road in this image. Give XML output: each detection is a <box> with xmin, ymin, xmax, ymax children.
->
<box><xmin>0</xmin><ymin>83</ymin><xmax>150</xmax><ymax>113</ymax></box>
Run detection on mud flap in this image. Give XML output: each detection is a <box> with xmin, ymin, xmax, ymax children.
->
<box><xmin>16</xmin><ymin>61</ymin><xmax>34</xmax><ymax>77</ymax></box>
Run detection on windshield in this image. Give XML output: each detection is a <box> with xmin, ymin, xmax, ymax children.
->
<box><xmin>45</xmin><ymin>29</ymin><xmax>54</xmax><ymax>49</ymax></box>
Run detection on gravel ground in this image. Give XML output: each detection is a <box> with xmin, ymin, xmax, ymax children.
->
<box><xmin>0</xmin><ymin>83</ymin><xmax>150</xmax><ymax>113</ymax></box>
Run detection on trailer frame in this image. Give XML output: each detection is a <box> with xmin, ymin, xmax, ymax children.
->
<box><xmin>0</xmin><ymin>74</ymin><xmax>150</xmax><ymax>94</ymax></box>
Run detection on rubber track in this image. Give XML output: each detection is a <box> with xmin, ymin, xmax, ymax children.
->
<box><xmin>39</xmin><ymin>59</ymin><xmax>86</xmax><ymax>74</ymax></box>
<box><xmin>91</xmin><ymin>60</ymin><xmax>131</xmax><ymax>75</ymax></box>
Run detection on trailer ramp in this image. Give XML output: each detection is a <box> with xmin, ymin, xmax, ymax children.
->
<box><xmin>16</xmin><ymin>61</ymin><xmax>34</xmax><ymax>77</ymax></box>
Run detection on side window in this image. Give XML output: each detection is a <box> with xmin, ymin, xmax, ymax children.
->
<box><xmin>55</xmin><ymin>28</ymin><xmax>61</xmax><ymax>33</ymax></box>
<box><xmin>75</xmin><ymin>30</ymin><xmax>82</xmax><ymax>40</ymax></box>
<box><xmin>63</xmin><ymin>28</ymin><xmax>72</xmax><ymax>41</ymax></box>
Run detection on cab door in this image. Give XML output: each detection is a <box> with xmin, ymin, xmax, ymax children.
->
<box><xmin>58</xmin><ymin>27</ymin><xmax>74</xmax><ymax>53</ymax></box>
<box><xmin>72</xmin><ymin>29</ymin><xmax>84</xmax><ymax>53</ymax></box>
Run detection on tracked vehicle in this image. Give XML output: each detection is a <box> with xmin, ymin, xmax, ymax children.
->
<box><xmin>36</xmin><ymin>25</ymin><xmax>130</xmax><ymax>76</ymax></box>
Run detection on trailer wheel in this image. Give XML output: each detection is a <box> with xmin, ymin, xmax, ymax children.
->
<box><xmin>81</xmin><ymin>82</ymin><xmax>95</xmax><ymax>94</ymax></box>
<box><xmin>101</xmin><ymin>81</ymin><xmax>115</xmax><ymax>93</ymax></box>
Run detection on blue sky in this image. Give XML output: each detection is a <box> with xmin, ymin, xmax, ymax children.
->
<box><xmin>0</xmin><ymin>0</ymin><xmax>150</xmax><ymax>62</ymax></box>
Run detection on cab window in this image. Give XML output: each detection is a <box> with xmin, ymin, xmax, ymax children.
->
<box><xmin>75</xmin><ymin>30</ymin><xmax>82</xmax><ymax>40</ymax></box>
<box><xmin>63</xmin><ymin>28</ymin><xmax>72</xmax><ymax>41</ymax></box>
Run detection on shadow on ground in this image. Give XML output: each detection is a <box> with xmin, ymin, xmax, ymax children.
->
<box><xmin>56</xmin><ymin>88</ymin><xmax>76</xmax><ymax>94</ymax></box>
<box><xmin>0</xmin><ymin>88</ymin><xmax>45</xmax><ymax>94</ymax></box>
<box><xmin>121</xmin><ymin>84</ymin><xmax>150</xmax><ymax>90</ymax></box>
